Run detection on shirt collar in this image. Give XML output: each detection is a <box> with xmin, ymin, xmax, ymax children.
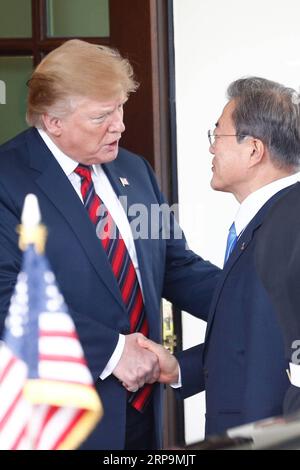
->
<box><xmin>37</xmin><ymin>128</ymin><xmax>101</xmax><ymax>177</ymax></box>
<box><xmin>234</xmin><ymin>173</ymin><xmax>299</xmax><ymax>236</ymax></box>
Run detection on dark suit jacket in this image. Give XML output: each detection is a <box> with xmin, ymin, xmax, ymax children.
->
<box><xmin>177</xmin><ymin>186</ymin><xmax>295</xmax><ymax>437</ymax></box>
<box><xmin>0</xmin><ymin>128</ymin><xmax>220</xmax><ymax>449</ymax></box>
<box><xmin>255</xmin><ymin>182</ymin><xmax>300</xmax><ymax>415</ymax></box>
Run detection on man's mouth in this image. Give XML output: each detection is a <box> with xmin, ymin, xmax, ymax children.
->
<box><xmin>105</xmin><ymin>139</ymin><xmax>119</xmax><ymax>147</ymax></box>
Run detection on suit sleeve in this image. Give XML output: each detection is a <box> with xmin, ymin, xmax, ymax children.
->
<box><xmin>176</xmin><ymin>344</ymin><xmax>205</xmax><ymax>398</ymax></box>
<box><xmin>0</xmin><ymin>187</ymin><xmax>23</xmax><ymax>332</ymax></box>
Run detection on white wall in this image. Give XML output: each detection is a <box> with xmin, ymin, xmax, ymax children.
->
<box><xmin>173</xmin><ymin>0</ymin><xmax>300</xmax><ymax>444</ymax></box>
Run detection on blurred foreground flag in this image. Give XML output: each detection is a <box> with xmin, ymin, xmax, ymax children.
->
<box><xmin>0</xmin><ymin>194</ymin><xmax>102</xmax><ymax>450</ymax></box>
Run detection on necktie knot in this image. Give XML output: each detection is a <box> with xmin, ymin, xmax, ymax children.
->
<box><xmin>224</xmin><ymin>222</ymin><xmax>238</xmax><ymax>265</ymax></box>
<box><xmin>74</xmin><ymin>164</ymin><xmax>92</xmax><ymax>182</ymax></box>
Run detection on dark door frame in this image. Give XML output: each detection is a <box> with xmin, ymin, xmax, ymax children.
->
<box><xmin>109</xmin><ymin>0</ymin><xmax>171</xmax><ymax>197</ymax></box>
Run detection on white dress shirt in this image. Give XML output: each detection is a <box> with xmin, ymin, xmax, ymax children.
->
<box><xmin>38</xmin><ymin>129</ymin><xmax>143</xmax><ymax>379</ymax></box>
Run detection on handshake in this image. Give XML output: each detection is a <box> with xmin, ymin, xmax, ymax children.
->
<box><xmin>113</xmin><ymin>333</ymin><xmax>179</xmax><ymax>393</ymax></box>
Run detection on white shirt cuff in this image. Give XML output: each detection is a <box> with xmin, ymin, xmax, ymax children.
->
<box><xmin>289</xmin><ymin>362</ymin><xmax>300</xmax><ymax>387</ymax></box>
<box><xmin>170</xmin><ymin>364</ymin><xmax>182</xmax><ymax>388</ymax></box>
<box><xmin>100</xmin><ymin>334</ymin><xmax>125</xmax><ymax>380</ymax></box>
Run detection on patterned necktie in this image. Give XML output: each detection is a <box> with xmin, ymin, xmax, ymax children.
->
<box><xmin>224</xmin><ymin>222</ymin><xmax>238</xmax><ymax>266</ymax></box>
<box><xmin>75</xmin><ymin>164</ymin><xmax>152</xmax><ymax>411</ymax></box>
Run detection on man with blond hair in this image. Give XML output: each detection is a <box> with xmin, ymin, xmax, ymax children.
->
<box><xmin>0</xmin><ymin>39</ymin><xmax>220</xmax><ymax>449</ymax></box>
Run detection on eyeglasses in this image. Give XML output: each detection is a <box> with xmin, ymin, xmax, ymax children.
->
<box><xmin>207</xmin><ymin>129</ymin><xmax>247</xmax><ymax>146</ymax></box>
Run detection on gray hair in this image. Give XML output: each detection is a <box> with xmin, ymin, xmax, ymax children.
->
<box><xmin>227</xmin><ymin>77</ymin><xmax>300</xmax><ymax>169</ymax></box>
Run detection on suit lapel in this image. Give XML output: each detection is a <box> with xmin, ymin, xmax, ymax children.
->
<box><xmin>26</xmin><ymin>129</ymin><xmax>125</xmax><ymax>309</ymax></box>
<box><xmin>205</xmin><ymin>184</ymin><xmax>297</xmax><ymax>342</ymax></box>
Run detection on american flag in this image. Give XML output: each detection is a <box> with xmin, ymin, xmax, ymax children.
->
<box><xmin>0</xmin><ymin>244</ymin><xmax>102</xmax><ymax>450</ymax></box>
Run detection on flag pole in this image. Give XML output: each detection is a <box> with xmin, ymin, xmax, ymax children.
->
<box><xmin>17</xmin><ymin>194</ymin><xmax>47</xmax><ymax>254</ymax></box>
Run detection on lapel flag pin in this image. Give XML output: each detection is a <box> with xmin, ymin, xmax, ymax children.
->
<box><xmin>119</xmin><ymin>177</ymin><xmax>129</xmax><ymax>187</ymax></box>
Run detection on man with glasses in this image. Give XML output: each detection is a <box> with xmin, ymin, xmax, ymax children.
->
<box><xmin>139</xmin><ymin>77</ymin><xmax>300</xmax><ymax>437</ymax></box>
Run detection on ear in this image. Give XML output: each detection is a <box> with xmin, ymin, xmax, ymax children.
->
<box><xmin>248</xmin><ymin>138</ymin><xmax>265</xmax><ymax>168</ymax></box>
<box><xmin>41</xmin><ymin>113</ymin><xmax>63</xmax><ymax>137</ymax></box>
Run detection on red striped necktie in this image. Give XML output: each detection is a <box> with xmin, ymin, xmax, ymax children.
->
<box><xmin>75</xmin><ymin>164</ymin><xmax>152</xmax><ymax>411</ymax></box>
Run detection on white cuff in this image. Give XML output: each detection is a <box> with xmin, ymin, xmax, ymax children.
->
<box><xmin>289</xmin><ymin>362</ymin><xmax>300</xmax><ymax>387</ymax></box>
<box><xmin>170</xmin><ymin>365</ymin><xmax>182</xmax><ymax>388</ymax></box>
<box><xmin>100</xmin><ymin>334</ymin><xmax>125</xmax><ymax>380</ymax></box>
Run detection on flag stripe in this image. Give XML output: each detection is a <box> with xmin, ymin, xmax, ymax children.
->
<box><xmin>39</xmin><ymin>312</ymin><xmax>75</xmax><ymax>332</ymax></box>
<box><xmin>52</xmin><ymin>409</ymin><xmax>85</xmax><ymax>450</ymax></box>
<box><xmin>11</xmin><ymin>423</ymin><xmax>28</xmax><ymax>450</ymax></box>
<box><xmin>0</xmin><ymin>395</ymin><xmax>30</xmax><ymax>449</ymax></box>
<box><xmin>39</xmin><ymin>337</ymin><xmax>83</xmax><ymax>356</ymax></box>
<box><xmin>0</xmin><ymin>388</ymin><xmax>23</xmax><ymax>431</ymax></box>
<box><xmin>39</xmin><ymin>361</ymin><xmax>92</xmax><ymax>384</ymax></box>
<box><xmin>0</xmin><ymin>355</ymin><xmax>27</xmax><ymax>423</ymax></box>
<box><xmin>0</xmin><ymin>354</ymin><xmax>15</xmax><ymax>383</ymax></box>
<box><xmin>40</xmin><ymin>330</ymin><xmax>77</xmax><ymax>338</ymax></box>
<box><xmin>39</xmin><ymin>354</ymin><xmax>86</xmax><ymax>365</ymax></box>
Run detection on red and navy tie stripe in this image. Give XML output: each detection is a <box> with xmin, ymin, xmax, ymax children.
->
<box><xmin>75</xmin><ymin>164</ymin><xmax>152</xmax><ymax>411</ymax></box>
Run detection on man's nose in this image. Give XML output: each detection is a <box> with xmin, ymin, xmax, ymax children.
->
<box><xmin>108</xmin><ymin>110</ymin><xmax>125</xmax><ymax>133</ymax></box>
<box><xmin>209</xmin><ymin>143</ymin><xmax>215</xmax><ymax>155</ymax></box>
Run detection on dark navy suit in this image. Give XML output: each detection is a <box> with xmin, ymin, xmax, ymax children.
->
<box><xmin>0</xmin><ymin>128</ymin><xmax>220</xmax><ymax>449</ymax></box>
<box><xmin>178</xmin><ymin>186</ymin><xmax>295</xmax><ymax>437</ymax></box>
<box><xmin>255</xmin><ymin>182</ymin><xmax>300</xmax><ymax>415</ymax></box>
